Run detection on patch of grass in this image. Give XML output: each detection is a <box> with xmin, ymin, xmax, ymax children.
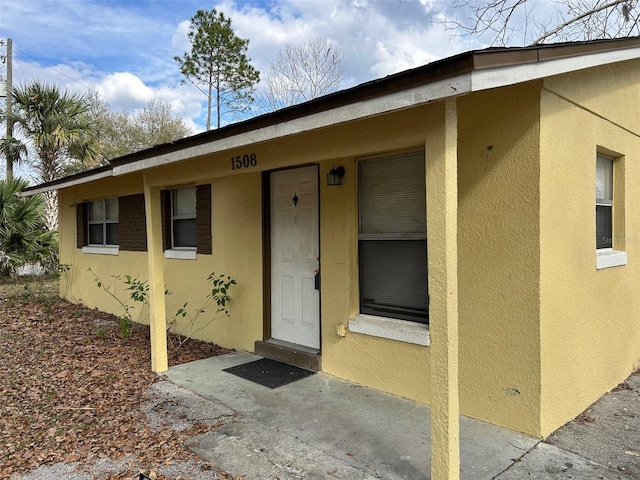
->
<box><xmin>94</xmin><ymin>326</ymin><xmax>108</xmax><ymax>343</ymax></box>
<box><xmin>0</xmin><ymin>275</ymin><xmax>59</xmax><ymax>305</ymax></box>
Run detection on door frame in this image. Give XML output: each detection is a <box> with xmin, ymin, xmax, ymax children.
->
<box><xmin>261</xmin><ymin>165</ymin><xmax>322</xmax><ymax>352</ymax></box>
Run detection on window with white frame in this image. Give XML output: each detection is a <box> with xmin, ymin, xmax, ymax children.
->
<box><xmin>88</xmin><ymin>198</ymin><xmax>119</xmax><ymax>246</ymax></box>
<box><xmin>171</xmin><ymin>186</ymin><xmax>196</xmax><ymax>248</ymax></box>
<box><xmin>596</xmin><ymin>155</ymin><xmax>613</xmax><ymax>250</ymax></box>
<box><xmin>358</xmin><ymin>151</ymin><xmax>428</xmax><ymax>324</ymax></box>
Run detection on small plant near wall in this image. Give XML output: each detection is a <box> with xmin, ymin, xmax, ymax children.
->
<box><xmin>89</xmin><ymin>269</ymin><xmax>237</xmax><ymax>346</ymax></box>
<box><xmin>58</xmin><ymin>263</ymin><xmax>71</xmax><ymax>275</ymax></box>
<box><xmin>88</xmin><ymin>268</ymin><xmax>149</xmax><ymax>338</ymax></box>
<box><xmin>58</xmin><ymin>263</ymin><xmax>71</xmax><ymax>298</ymax></box>
<box><xmin>167</xmin><ymin>273</ymin><xmax>237</xmax><ymax>349</ymax></box>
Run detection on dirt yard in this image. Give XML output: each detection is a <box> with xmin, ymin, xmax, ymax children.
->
<box><xmin>0</xmin><ymin>278</ymin><xmax>236</xmax><ymax>479</ymax></box>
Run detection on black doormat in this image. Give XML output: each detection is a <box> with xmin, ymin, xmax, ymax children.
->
<box><xmin>223</xmin><ymin>358</ymin><xmax>315</xmax><ymax>389</ymax></box>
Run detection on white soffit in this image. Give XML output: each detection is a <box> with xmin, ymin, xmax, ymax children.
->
<box><xmin>472</xmin><ymin>46</ymin><xmax>640</xmax><ymax>91</ymax></box>
<box><xmin>21</xmin><ymin>169</ymin><xmax>113</xmax><ymax>196</ymax></box>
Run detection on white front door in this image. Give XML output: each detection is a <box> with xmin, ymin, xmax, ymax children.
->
<box><xmin>270</xmin><ymin>165</ymin><xmax>320</xmax><ymax>350</ymax></box>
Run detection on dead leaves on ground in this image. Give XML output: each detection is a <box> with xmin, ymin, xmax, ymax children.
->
<box><xmin>0</xmin><ymin>286</ymin><xmax>232</xmax><ymax>479</ymax></box>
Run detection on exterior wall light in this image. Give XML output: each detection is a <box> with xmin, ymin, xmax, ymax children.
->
<box><xmin>327</xmin><ymin>165</ymin><xmax>345</xmax><ymax>186</ymax></box>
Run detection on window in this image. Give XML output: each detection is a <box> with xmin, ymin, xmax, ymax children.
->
<box><xmin>358</xmin><ymin>151</ymin><xmax>428</xmax><ymax>324</ymax></box>
<box><xmin>160</xmin><ymin>184</ymin><xmax>211</xmax><ymax>258</ymax></box>
<box><xmin>595</xmin><ymin>152</ymin><xmax>627</xmax><ymax>270</ymax></box>
<box><xmin>88</xmin><ymin>198</ymin><xmax>118</xmax><ymax>246</ymax></box>
<box><xmin>171</xmin><ymin>186</ymin><xmax>196</xmax><ymax>248</ymax></box>
<box><xmin>78</xmin><ymin>195</ymin><xmax>147</xmax><ymax>254</ymax></box>
<box><xmin>596</xmin><ymin>155</ymin><xmax>613</xmax><ymax>249</ymax></box>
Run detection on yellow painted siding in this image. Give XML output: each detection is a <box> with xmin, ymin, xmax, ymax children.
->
<box><xmin>457</xmin><ymin>82</ymin><xmax>542</xmax><ymax>436</ymax></box>
<box><xmin>161</xmin><ymin>173</ymin><xmax>264</xmax><ymax>353</ymax></box>
<box><xmin>58</xmin><ymin>174</ymin><xmax>149</xmax><ymax>320</ymax></box>
<box><xmin>427</xmin><ymin>98</ymin><xmax>460</xmax><ymax>480</ymax></box>
<box><xmin>55</xmin><ymin>59</ymin><xmax>640</xmax><ymax>437</ymax></box>
<box><xmin>319</xmin><ymin>105</ymin><xmax>444</xmax><ymax>403</ymax></box>
<box><xmin>539</xmin><ymin>61</ymin><xmax>640</xmax><ymax>436</ymax></box>
<box><xmin>59</xmin><ymin>99</ymin><xmax>537</xmax><ymax>429</ymax></box>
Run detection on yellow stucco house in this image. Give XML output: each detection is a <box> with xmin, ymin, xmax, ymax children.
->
<box><xmin>26</xmin><ymin>38</ymin><xmax>640</xmax><ymax>445</ymax></box>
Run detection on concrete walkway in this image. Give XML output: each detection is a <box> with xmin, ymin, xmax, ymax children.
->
<box><xmin>165</xmin><ymin>352</ymin><xmax>533</xmax><ymax>479</ymax></box>
<box><xmin>164</xmin><ymin>352</ymin><xmax>640</xmax><ymax>479</ymax></box>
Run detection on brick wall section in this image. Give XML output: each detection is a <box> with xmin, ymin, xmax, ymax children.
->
<box><xmin>118</xmin><ymin>194</ymin><xmax>147</xmax><ymax>251</ymax></box>
<box><xmin>196</xmin><ymin>184</ymin><xmax>212</xmax><ymax>254</ymax></box>
<box><xmin>76</xmin><ymin>203</ymin><xmax>88</xmax><ymax>248</ymax></box>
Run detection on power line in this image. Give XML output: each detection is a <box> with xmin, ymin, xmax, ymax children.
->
<box><xmin>11</xmin><ymin>43</ymin><xmax>136</xmax><ymax>112</ymax></box>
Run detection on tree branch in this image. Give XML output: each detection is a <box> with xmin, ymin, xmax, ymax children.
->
<box><xmin>533</xmin><ymin>0</ymin><xmax>632</xmax><ymax>43</ymax></box>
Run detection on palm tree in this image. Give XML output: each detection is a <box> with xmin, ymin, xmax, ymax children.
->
<box><xmin>0</xmin><ymin>177</ymin><xmax>57</xmax><ymax>277</ymax></box>
<box><xmin>0</xmin><ymin>135</ymin><xmax>28</xmax><ymax>180</ymax></box>
<box><xmin>11</xmin><ymin>81</ymin><xmax>99</xmax><ymax>229</ymax></box>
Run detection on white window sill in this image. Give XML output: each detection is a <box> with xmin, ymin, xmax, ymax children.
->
<box><xmin>164</xmin><ymin>248</ymin><xmax>197</xmax><ymax>260</ymax></box>
<box><xmin>596</xmin><ymin>249</ymin><xmax>627</xmax><ymax>270</ymax></box>
<box><xmin>348</xmin><ymin>314</ymin><xmax>430</xmax><ymax>346</ymax></box>
<box><xmin>82</xmin><ymin>245</ymin><xmax>119</xmax><ymax>256</ymax></box>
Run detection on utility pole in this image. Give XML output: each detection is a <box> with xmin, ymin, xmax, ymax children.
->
<box><xmin>3</xmin><ymin>38</ymin><xmax>13</xmax><ymax>180</ymax></box>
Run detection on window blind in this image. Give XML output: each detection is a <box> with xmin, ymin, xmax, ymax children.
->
<box><xmin>596</xmin><ymin>155</ymin><xmax>612</xmax><ymax>203</ymax></box>
<box><xmin>358</xmin><ymin>151</ymin><xmax>428</xmax><ymax>323</ymax></box>
<box><xmin>596</xmin><ymin>155</ymin><xmax>613</xmax><ymax>249</ymax></box>
<box><xmin>359</xmin><ymin>151</ymin><xmax>426</xmax><ymax>236</ymax></box>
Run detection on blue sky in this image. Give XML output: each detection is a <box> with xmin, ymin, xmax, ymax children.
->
<box><xmin>0</xmin><ymin>0</ymin><xmax>492</xmax><ymax>133</ymax></box>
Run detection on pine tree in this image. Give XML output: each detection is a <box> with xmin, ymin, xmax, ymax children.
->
<box><xmin>175</xmin><ymin>8</ymin><xmax>260</xmax><ymax>130</ymax></box>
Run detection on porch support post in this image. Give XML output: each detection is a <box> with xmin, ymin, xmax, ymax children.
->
<box><xmin>427</xmin><ymin>98</ymin><xmax>460</xmax><ymax>480</ymax></box>
<box><xmin>144</xmin><ymin>175</ymin><xmax>168</xmax><ymax>373</ymax></box>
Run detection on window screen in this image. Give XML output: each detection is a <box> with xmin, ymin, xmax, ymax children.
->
<box><xmin>359</xmin><ymin>151</ymin><xmax>428</xmax><ymax>323</ymax></box>
<box><xmin>172</xmin><ymin>187</ymin><xmax>196</xmax><ymax>248</ymax></box>
<box><xmin>88</xmin><ymin>198</ymin><xmax>119</xmax><ymax>246</ymax></box>
<box><xmin>596</xmin><ymin>155</ymin><xmax>613</xmax><ymax>249</ymax></box>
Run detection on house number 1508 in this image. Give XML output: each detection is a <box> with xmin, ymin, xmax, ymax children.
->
<box><xmin>231</xmin><ymin>153</ymin><xmax>257</xmax><ymax>170</ymax></box>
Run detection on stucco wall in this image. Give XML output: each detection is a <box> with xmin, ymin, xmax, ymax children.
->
<box><xmin>319</xmin><ymin>144</ymin><xmax>432</xmax><ymax>401</ymax></box>
<box><xmin>318</xmin><ymin>103</ymin><xmax>448</xmax><ymax>404</ymax></box>
<box><xmin>58</xmin><ymin>169</ymin><xmax>264</xmax><ymax>353</ymax></box>
<box><xmin>58</xmin><ymin>173</ymin><xmax>149</xmax><ymax>321</ymax></box>
<box><xmin>320</xmin><ymin>90</ymin><xmax>543</xmax><ymax>435</ymax></box>
<box><xmin>457</xmin><ymin>82</ymin><xmax>542</xmax><ymax>436</ymax></box>
<box><xmin>55</xmin><ymin>58</ymin><xmax>640</xmax><ymax>438</ymax></box>
<box><xmin>160</xmin><ymin>173</ymin><xmax>264</xmax><ymax>353</ymax></box>
<box><xmin>539</xmin><ymin>61</ymin><xmax>640</xmax><ymax>436</ymax></box>
<box><xmin>57</xmin><ymin>95</ymin><xmax>547</xmax><ymax>433</ymax></box>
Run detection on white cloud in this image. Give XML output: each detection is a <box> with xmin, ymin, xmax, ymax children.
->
<box><xmin>172</xmin><ymin>20</ymin><xmax>192</xmax><ymax>53</ymax></box>
<box><xmin>2</xmin><ymin>0</ymin><xmax>493</xmax><ymax>135</ymax></box>
<box><xmin>13</xmin><ymin>59</ymin><xmax>99</xmax><ymax>96</ymax></box>
<box><xmin>95</xmin><ymin>72</ymin><xmax>155</xmax><ymax>110</ymax></box>
<box><xmin>212</xmin><ymin>0</ymin><xmax>478</xmax><ymax>89</ymax></box>
<box><xmin>153</xmin><ymin>84</ymin><xmax>206</xmax><ymax>134</ymax></box>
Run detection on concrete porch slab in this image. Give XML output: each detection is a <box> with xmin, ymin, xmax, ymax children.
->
<box><xmin>164</xmin><ymin>351</ymin><xmax>538</xmax><ymax>480</ymax></box>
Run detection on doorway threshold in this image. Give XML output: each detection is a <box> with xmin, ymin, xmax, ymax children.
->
<box><xmin>254</xmin><ymin>339</ymin><xmax>321</xmax><ymax>372</ymax></box>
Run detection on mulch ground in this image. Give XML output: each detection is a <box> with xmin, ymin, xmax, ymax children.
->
<box><xmin>0</xmin><ymin>279</ymin><xmax>234</xmax><ymax>479</ymax></box>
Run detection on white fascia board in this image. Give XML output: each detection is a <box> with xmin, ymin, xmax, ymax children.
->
<box><xmin>26</xmin><ymin>46</ymin><xmax>640</xmax><ymax>188</ymax></box>
<box><xmin>112</xmin><ymin>73</ymin><xmax>473</xmax><ymax>176</ymax></box>
<box><xmin>471</xmin><ymin>46</ymin><xmax>640</xmax><ymax>92</ymax></box>
<box><xmin>116</xmin><ymin>47</ymin><xmax>640</xmax><ymax>178</ymax></box>
<box><xmin>21</xmin><ymin>169</ymin><xmax>113</xmax><ymax>196</ymax></box>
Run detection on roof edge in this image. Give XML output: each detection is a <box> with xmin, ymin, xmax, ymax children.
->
<box><xmin>21</xmin><ymin>165</ymin><xmax>113</xmax><ymax>196</ymax></box>
<box><xmin>25</xmin><ymin>37</ymin><xmax>640</xmax><ymax>194</ymax></box>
